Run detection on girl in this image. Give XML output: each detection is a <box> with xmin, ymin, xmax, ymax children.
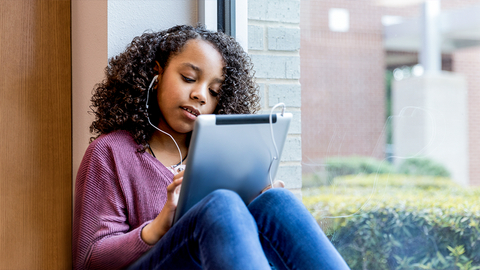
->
<box><xmin>73</xmin><ymin>24</ymin><xmax>349</xmax><ymax>270</ymax></box>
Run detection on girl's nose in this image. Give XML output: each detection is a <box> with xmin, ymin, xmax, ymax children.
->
<box><xmin>191</xmin><ymin>85</ymin><xmax>208</xmax><ymax>105</ymax></box>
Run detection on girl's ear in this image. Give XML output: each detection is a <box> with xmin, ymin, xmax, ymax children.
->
<box><xmin>153</xmin><ymin>61</ymin><xmax>163</xmax><ymax>90</ymax></box>
<box><xmin>154</xmin><ymin>61</ymin><xmax>163</xmax><ymax>75</ymax></box>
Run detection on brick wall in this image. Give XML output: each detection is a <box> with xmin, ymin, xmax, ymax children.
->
<box><xmin>300</xmin><ymin>0</ymin><xmax>386</xmax><ymax>172</ymax></box>
<box><xmin>248</xmin><ymin>0</ymin><xmax>302</xmax><ymax>189</ymax></box>
<box><xmin>453</xmin><ymin>47</ymin><xmax>480</xmax><ymax>186</ymax></box>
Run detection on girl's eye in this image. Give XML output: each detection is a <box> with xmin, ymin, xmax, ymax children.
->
<box><xmin>182</xmin><ymin>75</ymin><xmax>195</xmax><ymax>83</ymax></box>
<box><xmin>209</xmin><ymin>89</ymin><xmax>219</xmax><ymax>97</ymax></box>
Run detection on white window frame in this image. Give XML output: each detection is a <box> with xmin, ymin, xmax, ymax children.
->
<box><xmin>198</xmin><ymin>0</ymin><xmax>247</xmax><ymax>49</ymax></box>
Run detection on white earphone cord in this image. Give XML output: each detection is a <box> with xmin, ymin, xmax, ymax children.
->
<box><xmin>146</xmin><ymin>75</ymin><xmax>184</xmax><ymax>166</ymax></box>
<box><xmin>268</xmin><ymin>103</ymin><xmax>286</xmax><ymax>188</ymax></box>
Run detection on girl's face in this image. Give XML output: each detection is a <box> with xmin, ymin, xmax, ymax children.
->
<box><xmin>155</xmin><ymin>39</ymin><xmax>224</xmax><ymax>135</ymax></box>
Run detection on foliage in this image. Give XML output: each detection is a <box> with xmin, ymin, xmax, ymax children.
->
<box><xmin>304</xmin><ymin>156</ymin><xmax>452</xmax><ymax>188</ymax></box>
<box><xmin>385</xmin><ymin>69</ymin><xmax>394</xmax><ymax>144</ymax></box>
<box><xmin>303</xmin><ymin>172</ymin><xmax>329</xmax><ymax>188</ymax></box>
<box><xmin>331</xmin><ymin>174</ymin><xmax>457</xmax><ymax>190</ymax></box>
<box><xmin>302</xmin><ymin>175</ymin><xmax>480</xmax><ymax>270</ymax></box>
<box><xmin>325</xmin><ymin>156</ymin><xmax>396</xmax><ymax>181</ymax></box>
<box><xmin>397</xmin><ymin>157</ymin><xmax>451</xmax><ymax>178</ymax></box>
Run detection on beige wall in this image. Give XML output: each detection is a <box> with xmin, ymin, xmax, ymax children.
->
<box><xmin>72</xmin><ymin>1</ymin><xmax>108</xmax><ymax>188</ymax></box>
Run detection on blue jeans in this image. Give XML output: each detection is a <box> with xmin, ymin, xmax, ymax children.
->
<box><xmin>127</xmin><ymin>188</ymin><xmax>349</xmax><ymax>270</ymax></box>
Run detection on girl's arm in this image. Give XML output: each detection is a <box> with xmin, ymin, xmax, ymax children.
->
<box><xmin>141</xmin><ymin>171</ymin><xmax>183</xmax><ymax>245</ymax></box>
<box><xmin>73</xmin><ymin>134</ymin><xmax>169</xmax><ymax>270</ymax></box>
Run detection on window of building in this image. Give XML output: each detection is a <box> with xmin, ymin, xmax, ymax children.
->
<box><xmin>242</xmin><ymin>0</ymin><xmax>480</xmax><ymax>268</ymax></box>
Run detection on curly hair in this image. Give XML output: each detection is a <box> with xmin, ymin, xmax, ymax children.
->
<box><xmin>89</xmin><ymin>25</ymin><xmax>261</xmax><ymax>151</ymax></box>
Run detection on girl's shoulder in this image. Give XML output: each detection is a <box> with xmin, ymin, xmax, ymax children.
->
<box><xmin>88</xmin><ymin>130</ymin><xmax>140</xmax><ymax>155</ymax></box>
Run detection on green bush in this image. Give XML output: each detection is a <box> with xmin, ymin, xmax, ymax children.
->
<box><xmin>332</xmin><ymin>174</ymin><xmax>457</xmax><ymax>190</ymax></box>
<box><xmin>397</xmin><ymin>158</ymin><xmax>451</xmax><ymax>178</ymax></box>
<box><xmin>325</xmin><ymin>156</ymin><xmax>396</xmax><ymax>181</ymax></box>
<box><xmin>303</xmin><ymin>175</ymin><xmax>480</xmax><ymax>270</ymax></box>
<box><xmin>303</xmin><ymin>156</ymin><xmax>451</xmax><ymax>187</ymax></box>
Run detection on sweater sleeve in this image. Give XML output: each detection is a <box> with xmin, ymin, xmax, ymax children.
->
<box><xmin>73</xmin><ymin>138</ymin><xmax>153</xmax><ymax>270</ymax></box>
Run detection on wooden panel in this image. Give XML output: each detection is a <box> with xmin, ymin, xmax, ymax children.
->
<box><xmin>0</xmin><ymin>0</ymin><xmax>72</xmax><ymax>269</ymax></box>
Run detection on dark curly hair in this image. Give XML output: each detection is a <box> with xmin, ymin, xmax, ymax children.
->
<box><xmin>89</xmin><ymin>24</ymin><xmax>260</xmax><ymax>151</ymax></box>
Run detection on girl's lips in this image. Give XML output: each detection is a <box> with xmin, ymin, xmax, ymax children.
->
<box><xmin>181</xmin><ymin>106</ymin><xmax>200</xmax><ymax>116</ymax></box>
<box><xmin>181</xmin><ymin>106</ymin><xmax>201</xmax><ymax>118</ymax></box>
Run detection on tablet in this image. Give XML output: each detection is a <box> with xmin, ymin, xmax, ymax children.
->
<box><xmin>173</xmin><ymin>113</ymin><xmax>292</xmax><ymax>224</ymax></box>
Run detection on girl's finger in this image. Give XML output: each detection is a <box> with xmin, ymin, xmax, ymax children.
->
<box><xmin>167</xmin><ymin>177</ymin><xmax>183</xmax><ymax>192</ymax></box>
<box><xmin>261</xmin><ymin>180</ymin><xmax>285</xmax><ymax>194</ymax></box>
<box><xmin>174</xmin><ymin>184</ymin><xmax>182</xmax><ymax>195</ymax></box>
<box><xmin>273</xmin><ymin>180</ymin><xmax>285</xmax><ymax>188</ymax></box>
<box><xmin>173</xmin><ymin>170</ymin><xmax>185</xmax><ymax>180</ymax></box>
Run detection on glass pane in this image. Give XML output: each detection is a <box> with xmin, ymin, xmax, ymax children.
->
<box><xmin>249</xmin><ymin>0</ymin><xmax>480</xmax><ymax>268</ymax></box>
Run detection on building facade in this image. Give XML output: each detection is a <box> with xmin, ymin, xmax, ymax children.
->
<box><xmin>300</xmin><ymin>0</ymin><xmax>480</xmax><ymax>186</ymax></box>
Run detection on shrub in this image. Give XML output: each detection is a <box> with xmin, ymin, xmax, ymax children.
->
<box><xmin>303</xmin><ymin>156</ymin><xmax>451</xmax><ymax>187</ymax></box>
<box><xmin>303</xmin><ymin>175</ymin><xmax>480</xmax><ymax>270</ymax></box>
<box><xmin>325</xmin><ymin>156</ymin><xmax>396</xmax><ymax>181</ymax></box>
<box><xmin>302</xmin><ymin>173</ymin><xmax>329</xmax><ymax>188</ymax></box>
<box><xmin>397</xmin><ymin>158</ymin><xmax>451</xmax><ymax>178</ymax></box>
<box><xmin>332</xmin><ymin>174</ymin><xmax>457</xmax><ymax>190</ymax></box>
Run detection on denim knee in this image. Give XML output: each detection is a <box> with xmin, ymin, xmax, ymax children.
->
<box><xmin>205</xmin><ymin>189</ymin><xmax>244</xmax><ymax>209</ymax></box>
<box><xmin>199</xmin><ymin>189</ymin><xmax>255</xmax><ymax>226</ymax></box>
<box><xmin>248</xmin><ymin>188</ymin><xmax>303</xmax><ymax>219</ymax></box>
<box><xmin>264</xmin><ymin>187</ymin><xmax>292</xmax><ymax>196</ymax></box>
<box><xmin>259</xmin><ymin>188</ymin><xmax>295</xmax><ymax>204</ymax></box>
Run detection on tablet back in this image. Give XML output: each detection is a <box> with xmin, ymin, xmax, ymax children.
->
<box><xmin>173</xmin><ymin>113</ymin><xmax>292</xmax><ymax>223</ymax></box>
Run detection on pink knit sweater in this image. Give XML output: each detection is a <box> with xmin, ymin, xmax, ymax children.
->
<box><xmin>73</xmin><ymin>130</ymin><xmax>174</xmax><ymax>269</ymax></box>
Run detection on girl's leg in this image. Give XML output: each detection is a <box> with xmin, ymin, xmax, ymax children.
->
<box><xmin>248</xmin><ymin>188</ymin><xmax>350</xmax><ymax>270</ymax></box>
<box><xmin>127</xmin><ymin>189</ymin><xmax>271</xmax><ymax>270</ymax></box>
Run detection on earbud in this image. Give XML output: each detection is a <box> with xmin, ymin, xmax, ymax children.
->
<box><xmin>151</xmin><ymin>75</ymin><xmax>158</xmax><ymax>84</ymax></box>
<box><xmin>146</xmin><ymin>75</ymin><xmax>158</xmax><ymax>109</ymax></box>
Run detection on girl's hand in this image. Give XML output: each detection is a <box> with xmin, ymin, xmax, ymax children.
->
<box><xmin>141</xmin><ymin>171</ymin><xmax>184</xmax><ymax>245</ymax></box>
<box><xmin>261</xmin><ymin>180</ymin><xmax>285</xmax><ymax>194</ymax></box>
<box><xmin>164</xmin><ymin>170</ymin><xmax>184</xmax><ymax>212</ymax></box>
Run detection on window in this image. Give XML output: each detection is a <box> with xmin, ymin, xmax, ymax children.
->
<box><xmin>245</xmin><ymin>0</ymin><xmax>480</xmax><ymax>268</ymax></box>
